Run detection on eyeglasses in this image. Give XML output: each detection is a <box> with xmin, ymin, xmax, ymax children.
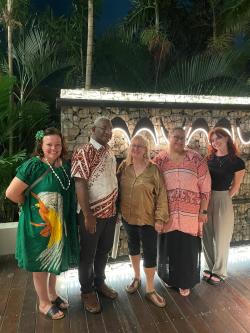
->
<box><xmin>95</xmin><ymin>126</ymin><xmax>113</xmax><ymax>133</ymax></box>
<box><xmin>173</xmin><ymin>135</ymin><xmax>185</xmax><ymax>142</ymax></box>
<box><xmin>131</xmin><ymin>144</ymin><xmax>145</xmax><ymax>149</ymax></box>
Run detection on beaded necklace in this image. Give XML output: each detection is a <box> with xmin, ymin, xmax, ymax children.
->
<box><xmin>45</xmin><ymin>158</ymin><xmax>71</xmax><ymax>190</ymax></box>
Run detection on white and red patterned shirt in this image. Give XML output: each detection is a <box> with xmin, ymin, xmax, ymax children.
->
<box><xmin>71</xmin><ymin>138</ymin><xmax>118</xmax><ymax>218</ymax></box>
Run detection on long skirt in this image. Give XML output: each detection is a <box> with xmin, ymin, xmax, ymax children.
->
<box><xmin>157</xmin><ymin>230</ymin><xmax>201</xmax><ymax>289</ymax></box>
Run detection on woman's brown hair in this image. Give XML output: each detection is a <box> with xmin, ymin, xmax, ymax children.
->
<box><xmin>33</xmin><ymin>127</ymin><xmax>68</xmax><ymax>160</ymax></box>
<box><xmin>208</xmin><ymin>127</ymin><xmax>238</xmax><ymax>160</ymax></box>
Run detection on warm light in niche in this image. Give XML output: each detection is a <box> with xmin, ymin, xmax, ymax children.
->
<box><xmin>160</xmin><ymin>127</ymin><xmax>169</xmax><ymax>144</ymax></box>
<box><xmin>134</xmin><ymin>128</ymin><xmax>158</xmax><ymax>145</ymax></box>
<box><xmin>112</xmin><ymin>128</ymin><xmax>131</xmax><ymax>144</ymax></box>
<box><xmin>236</xmin><ymin>127</ymin><xmax>250</xmax><ymax>145</ymax></box>
<box><xmin>186</xmin><ymin>127</ymin><xmax>192</xmax><ymax>139</ymax></box>
<box><xmin>186</xmin><ymin>128</ymin><xmax>209</xmax><ymax>145</ymax></box>
<box><xmin>222</xmin><ymin>127</ymin><xmax>235</xmax><ymax>141</ymax></box>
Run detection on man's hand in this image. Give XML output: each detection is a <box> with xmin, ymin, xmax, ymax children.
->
<box><xmin>85</xmin><ymin>213</ymin><xmax>97</xmax><ymax>234</ymax></box>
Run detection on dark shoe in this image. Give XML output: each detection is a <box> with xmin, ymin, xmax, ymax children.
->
<box><xmin>202</xmin><ymin>270</ymin><xmax>212</xmax><ymax>282</ymax></box>
<box><xmin>96</xmin><ymin>283</ymin><xmax>118</xmax><ymax>300</ymax></box>
<box><xmin>52</xmin><ymin>296</ymin><xmax>69</xmax><ymax>310</ymax></box>
<box><xmin>125</xmin><ymin>278</ymin><xmax>141</xmax><ymax>294</ymax></box>
<box><xmin>81</xmin><ymin>292</ymin><xmax>101</xmax><ymax>313</ymax></box>
<box><xmin>145</xmin><ymin>291</ymin><xmax>166</xmax><ymax>307</ymax></box>
<box><xmin>40</xmin><ymin>304</ymin><xmax>65</xmax><ymax>320</ymax></box>
<box><xmin>207</xmin><ymin>273</ymin><xmax>225</xmax><ymax>286</ymax></box>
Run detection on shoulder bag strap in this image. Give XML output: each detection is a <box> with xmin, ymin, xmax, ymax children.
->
<box><xmin>25</xmin><ymin>168</ymin><xmax>51</xmax><ymax>196</ymax></box>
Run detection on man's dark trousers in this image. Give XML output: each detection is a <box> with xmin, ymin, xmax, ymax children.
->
<box><xmin>78</xmin><ymin>211</ymin><xmax>116</xmax><ymax>293</ymax></box>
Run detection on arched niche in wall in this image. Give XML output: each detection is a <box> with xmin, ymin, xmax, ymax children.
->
<box><xmin>186</xmin><ymin>118</ymin><xmax>209</xmax><ymax>155</ymax></box>
<box><xmin>110</xmin><ymin>117</ymin><xmax>131</xmax><ymax>157</ymax></box>
<box><xmin>132</xmin><ymin>117</ymin><xmax>158</xmax><ymax>146</ymax></box>
<box><xmin>160</xmin><ymin>117</ymin><xmax>187</xmax><ymax>144</ymax></box>
<box><xmin>214</xmin><ymin>117</ymin><xmax>234</xmax><ymax>138</ymax></box>
<box><xmin>215</xmin><ymin>117</ymin><xmax>231</xmax><ymax>131</ymax></box>
<box><xmin>236</xmin><ymin>118</ymin><xmax>250</xmax><ymax>144</ymax></box>
<box><xmin>160</xmin><ymin>117</ymin><xmax>169</xmax><ymax>143</ymax></box>
<box><xmin>111</xmin><ymin>117</ymin><xmax>131</xmax><ymax>143</ymax></box>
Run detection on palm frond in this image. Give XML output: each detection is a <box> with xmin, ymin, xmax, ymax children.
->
<box><xmin>160</xmin><ymin>51</ymin><xmax>249</xmax><ymax>96</ymax></box>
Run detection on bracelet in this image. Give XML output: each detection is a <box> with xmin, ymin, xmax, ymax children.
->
<box><xmin>199</xmin><ymin>209</ymin><xmax>208</xmax><ymax>215</ymax></box>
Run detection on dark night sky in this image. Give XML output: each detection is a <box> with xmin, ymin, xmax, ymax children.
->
<box><xmin>32</xmin><ymin>0</ymin><xmax>131</xmax><ymax>34</ymax></box>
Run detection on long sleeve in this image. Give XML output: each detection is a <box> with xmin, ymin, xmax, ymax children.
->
<box><xmin>154</xmin><ymin>167</ymin><xmax>169</xmax><ymax>223</ymax></box>
<box><xmin>197</xmin><ymin>157</ymin><xmax>211</xmax><ymax>201</ymax></box>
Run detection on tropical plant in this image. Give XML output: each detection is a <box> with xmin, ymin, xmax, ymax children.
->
<box><xmin>0</xmin><ymin>75</ymin><xmax>26</xmax><ymax>222</ymax></box>
<box><xmin>0</xmin><ymin>25</ymin><xmax>71</xmax><ymax>151</ymax></box>
<box><xmin>122</xmin><ymin>0</ymin><xmax>172</xmax><ymax>89</ymax></box>
<box><xmin>94</xmin><ymin>29</ymin><xmax>152</xmax><ymax>91</ymax></box>
<box><xmin>160</xmin><ymin>51</ymin><xmax>250</xmax><ymax>96</ymax></box>
<box><xmin>0</xmin><ymin>151</ymin><xmax>26</xmax><ymax>222</ymax></box>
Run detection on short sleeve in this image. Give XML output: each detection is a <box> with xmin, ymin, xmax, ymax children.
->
<box><xmin>153</xmin><ymin>151</ymin><xmax>167</xmax><ymax>172</ymax></box>
<box><xmin>234</xmin><ymin>157</ymin><xmax>245</xmax><ymax>173</ymax></box>
<box><xmin>16</xmin><ymin>157</ymin><xmax>42</xmax><ymax>186</ymax></box>
<box><xmin>71</xmin><ymin>145</ymin><xmax>90</xmax><ymax>180</ymax></box>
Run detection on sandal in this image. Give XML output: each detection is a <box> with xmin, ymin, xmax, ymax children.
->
<box><xmin>125</xmin><ymin>278</ymin><xmax>141</xmax><ymax>294</ymax></box>
<box><xmin>52</xmin><ymin>296</ymin><xmax>69</xmax><ymax>310</ymax></box>
<box><xmin>40</xmin><ymin>304</ymin><xmax>65</xmax><ymax>320</ymax></box>
<box><xmin>207</xmin><ymin>273</ymin><xmax>225</xmax><ymax>286</ymax></box>
<box><xmin>145</xmin><ymin>291</ymin><xmax>166</xmax><ymax>307</ymax></box>
<box><xmin>179</xmin><ymin>289</ymin><xmax>190</xmax><ymax>297</ymax></box>
<box><xmin>202</xmin><ymin>270</ymin><xmax>212</xmax><ymax>282</ymax></box>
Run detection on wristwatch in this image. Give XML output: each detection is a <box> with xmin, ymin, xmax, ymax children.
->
<box><xmin>200</xmin><ymin>209</ymin><xmax>208</xmax><ymax>215</ymax></box>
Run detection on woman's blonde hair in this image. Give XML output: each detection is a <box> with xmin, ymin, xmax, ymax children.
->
<box><xmin>126</xmin><ymin>134</ymin><xmax>150</xmax><ymax>164</ymax></box>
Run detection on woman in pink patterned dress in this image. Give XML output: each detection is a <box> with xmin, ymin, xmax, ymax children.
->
<box><xmin>154</xmin><ymin>127</ymin><xmax>211</xmax><ymax>296</ymax></box>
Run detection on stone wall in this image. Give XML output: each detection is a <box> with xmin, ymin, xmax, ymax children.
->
<box><xmin>61</xmin><ymin>105</ymin><xmax>250</xmax><ymax>252</ymax></box>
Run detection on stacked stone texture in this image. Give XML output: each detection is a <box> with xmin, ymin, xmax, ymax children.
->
<box><xmin>62</xmin><ymin>106</ymin><xmax>250</xmax><ymax>254</ymax></box>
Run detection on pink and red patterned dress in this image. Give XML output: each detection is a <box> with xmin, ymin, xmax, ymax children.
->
<box><xmin>154</xmin><ymin>149</ymin><xmax>211</xmax><ymax>237</ymax></box>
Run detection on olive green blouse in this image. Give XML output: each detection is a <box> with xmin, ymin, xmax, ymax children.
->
<box><xmin>117</xmin><ymin>160</ymin><xmax>169</xmax><ymax>226</ymax></box>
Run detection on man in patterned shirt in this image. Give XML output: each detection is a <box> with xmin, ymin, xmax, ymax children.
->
<box><xmin>71</xmin><ymin>116</ymin><xmax>118</xmax><ymax>314</ymax></box>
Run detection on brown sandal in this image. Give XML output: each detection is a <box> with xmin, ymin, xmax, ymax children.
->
<box><xmin>125</xmin><ymin>278</ymin><xmax>141</xmax><ymax>294</ymax></box>
<box><xmin>145</xmin><ymin>291</ymin><xmax>166</xmax><ymax>307</ymax></box>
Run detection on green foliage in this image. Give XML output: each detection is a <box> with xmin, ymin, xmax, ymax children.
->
<box><xmin>0</xmin><ymin>75</ymin><xmax>26</xmax><ymax>222</ymax></box>
<box><xmin>94</xmin><ymin>29</ymin><xmax>152</xmax><ymax>91</ymax></box>
<box><xmin>0</xmin><ymin>151</ymin><xmax>26</xmax><ymax>222</ymax></box>
<box><xmin>12</xmin><ymin>27</ymin><xmax>70</xmax><ymax>103</ymax></box>
<box><xmin>160</xmin><ymin>51</ymin><xmax>249</xmax><ymax>96</ymax></box>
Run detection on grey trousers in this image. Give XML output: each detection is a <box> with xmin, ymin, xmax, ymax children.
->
<box><xmin>202</xmin><ymin>191</ymin><xmax>234</xmax><ymax>277</ymax></box>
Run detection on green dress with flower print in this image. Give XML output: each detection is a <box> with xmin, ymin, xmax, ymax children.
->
<box><xmin>15</xmin><ymin>157</ymin><xmax>79</xmax><ymax>275</ymax></box>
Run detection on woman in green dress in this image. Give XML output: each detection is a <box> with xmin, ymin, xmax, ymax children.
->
<box><xmin>6</xmin><ymin>128</ymin><xmax>79</xmax><ymax>320</ymax></box>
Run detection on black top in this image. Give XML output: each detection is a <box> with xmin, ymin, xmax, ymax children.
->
<box><xmin>208</xmin><ymin>155</ymin><xmax>245</xmax><ymax>191</ymax></box>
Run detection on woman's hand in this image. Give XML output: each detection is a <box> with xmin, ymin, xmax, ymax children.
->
<box><xmin>155</xmin><ymin>221</ymin><xmax>164</xmax><ymax>233</ymax></box>
<box><xmin>198</xmin><ymin>213</ymin><xmax>208</xmax><ymax>223</ymax></box>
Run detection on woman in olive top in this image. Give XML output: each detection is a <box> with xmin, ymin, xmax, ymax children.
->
<box><xmin>117</xmin><ymin>135</ymin><xmax>169</xmax><ymax>307</ymax></box>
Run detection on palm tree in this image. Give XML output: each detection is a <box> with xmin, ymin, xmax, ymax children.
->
<box><xmin>122</xmin><ymin>0</ymin><xmax>172</xmax><ymax>89</ymax></box>
<box><xmin>85</xmin><ymin>0</ymin><xmax>93</xmax><ymax>89</ymax></box>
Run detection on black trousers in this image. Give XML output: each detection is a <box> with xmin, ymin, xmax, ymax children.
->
<box><xmin>78</xmin><ymin>212</ymin><xmax>116</xmax><ymax>293</ymax></box>
<box><xmin>157</xmin><ymin>231</ymin><xmax>201</xmax><ymax>289</ymax></box>
<box><xmin>122</xmin><ymin>219</ymin><xmax>157</xmax><ymax>268</ymax></box>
